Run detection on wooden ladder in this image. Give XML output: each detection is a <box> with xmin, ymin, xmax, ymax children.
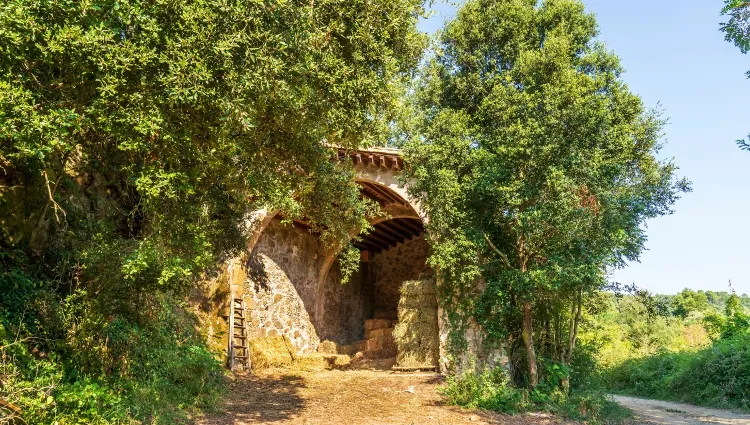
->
<box><xmin>228</xmin><ymin>296</ymin><xmax>251</xmax><ymax>371</ymax></box>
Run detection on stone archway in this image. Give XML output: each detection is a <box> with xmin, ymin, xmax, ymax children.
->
<box><xmin>224</xmin><ymin>147</ymin><xmax>441</xmax><ymax>370</ymax></box>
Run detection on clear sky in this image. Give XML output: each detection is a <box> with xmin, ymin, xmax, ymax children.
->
<box><xmin>418</xmin><ymin>1</ymin><xmax>750</xmax><ymax>295</ymax></box>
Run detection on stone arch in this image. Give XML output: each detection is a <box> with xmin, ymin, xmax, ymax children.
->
<box><xmin>313</xmin><ymin>178</ymin><xmax>430</xmax><ymax>343</ymax></box>
<box><xmin>315</xmin><ymin>178</ymin><xmax>424</xmax><ymax>297</ymax></box>
<box><xmin>244</xmin><ymin>208</ymin><xmax>281</xmax><ymax>257</ymax></box>
<box><xmin>234</xmin><ymin>148</ymin><xmax>437</xmax><ymax>360</ymax></box>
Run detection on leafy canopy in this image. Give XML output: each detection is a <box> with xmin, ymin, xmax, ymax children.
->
<box><xmin>720</xmin><ymin>0</ymin><xmax>750</xmax><ymax>150</ymax></box>
<box><xmin>405</xmin><ymin>0</ymin><xmax>688</xmax><ymax>384</ymax></box>
<box><xmin>0</xmin><ymin>0</ymin><xmax>426</xmax><ymax>293</ymax></box>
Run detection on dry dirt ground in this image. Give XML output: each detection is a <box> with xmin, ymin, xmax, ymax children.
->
<box><xmin>198</xmin><ymin>368</ymin><xmax>566</xmax><ymax>425</ymax></box>
<box><xmin>612</xmin><ymin>396</ymin><xmax>750</xmax><ymax>425</ymax></box>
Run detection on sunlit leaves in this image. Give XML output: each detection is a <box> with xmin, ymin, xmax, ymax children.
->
<box><xmin>0</xmin><ymin>0</ymin><xmax>426</xmax><ymax>293</ymax></box>
<box><xmin>405</xmin><ymin>0</ymin><xmax>688</xmax><ymax>373</ymax></box>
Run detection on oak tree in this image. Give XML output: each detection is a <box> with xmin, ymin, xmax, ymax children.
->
<box><xmin>405</xmin><ymin>0</ymin><xmax>688</xmax><ymax>388</ymax></box>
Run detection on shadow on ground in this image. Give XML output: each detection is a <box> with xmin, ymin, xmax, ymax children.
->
<box><xmin>199</xmin><ymin>369</ymin><xmax>507</xmax><ymax>425</ymax></box>
<box><xmin>204</xmin><ymin>374</ymin><xmax>305</xmax><ymax>424</ymax></box>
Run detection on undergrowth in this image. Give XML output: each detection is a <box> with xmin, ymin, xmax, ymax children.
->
<box><xmin>440</xmin><ymin>367</ymin><xmax>632</xmax><ymax>425</ymax></box>
<box><xmin>604</xmin><ymin>334</ymin><xmax>750</xmax><ymax>410</ymax></box>
<box><xmin>0</xmin><ymin>255</ymin><xmax>226</xmax><ymax>425</ymax></box>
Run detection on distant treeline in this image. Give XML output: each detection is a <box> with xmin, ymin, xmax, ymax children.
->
<box><xmin>582</xmin><ymin>288</ymin><xmax>750</xmax><ymax>410</ymax></box>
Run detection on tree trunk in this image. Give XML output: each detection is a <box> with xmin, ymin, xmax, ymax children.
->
<box><xmin>521</xmin><ymin>301</ymin><xmax>538</xmax><ymax>389</ymax></box>
<box><xmin>562</xmin><ymin>286</ymin><xmax>583</xmax><ymax>393</ymax></box>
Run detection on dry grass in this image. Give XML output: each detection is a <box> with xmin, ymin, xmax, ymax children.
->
<box><xmin>393</xmin><ymin>278</ymin><xmax>439</xmax><ymax>368</ymax></box>
<box><xmin>199</xmin><ymin>368</ymin><xmax>585</xmax><ymax>425</ymax></box>
<box><xmin>249</xmin><ymin>336</ymin><xmax>296</xmax><ymax>370</ymax></box>
<box><xmin>198</xmin><ymin>369</ymin><xmax>511</xmax><ymax>425</ymax></box>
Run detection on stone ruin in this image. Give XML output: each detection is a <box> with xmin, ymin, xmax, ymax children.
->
<box><xmin>194</xmin><ymin>147</ymin><xmax>505</xmax><ymax>373</ymax></box>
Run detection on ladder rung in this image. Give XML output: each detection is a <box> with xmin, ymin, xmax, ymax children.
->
<box><xmin>233</xmin><ymin>345</ymin><xmax>247</xmax><ymax>349</ymax></box>
<box><xmin>233</xmin><ymin>335</ymin><xmax>247</xmax><ymax>339</ymax></box>
<box><xmin>235</xmin><ymin>355</ymin><xmax>248</xmax><ymax>359</ymax></box>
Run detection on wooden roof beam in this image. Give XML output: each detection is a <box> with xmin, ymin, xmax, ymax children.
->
<box><xmin>367</xmin><ymin>227</ymin><xmax>401</xmax><ymax>246</ymax></box>
<box><xmin>382</xmin><ymin>218</ymin><xmax>420</xmax><ymax>238</ymax></box>
<box><xmin>359</xmin><ymin>233</ymin><xmax>393</xmax><ymax>251</ymax></box>
<box><xmin>368</xmin><ymin>182</ymin><xmax>403</xmax><ymax>205</ymax></box>
<box><xmin>401</xmin><ymin>218</ymin><xmax>424</xmax><ymax>234</ymax></box>
<box><xmin>373</xmin><ymin>222</ymin><xmax>408</xmax><ymax>244</ymax></box>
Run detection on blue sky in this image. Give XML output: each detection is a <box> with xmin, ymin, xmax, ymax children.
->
<box><xmin>418</xmin><ymin>1</ymin><xmax>750</xmax><ymax>295</ymax></box>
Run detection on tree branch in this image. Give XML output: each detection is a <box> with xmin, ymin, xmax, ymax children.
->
<box><xmin>483</xmin><ymin>233</ymin><xmax>511</xmax><ymax>268</ymax></box>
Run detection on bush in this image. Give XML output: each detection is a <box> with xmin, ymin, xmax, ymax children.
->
<box><xmin>440</xmin><ymin>367</ymin><xmax>632</xmax><ymax>424</ymax></box>
<box><xmin>1</xmin><ymin>268</ymin><xmax>225</xmax><ymax>425</ymax></box>
<box><xmin>605</xmin><ymin>334</ymin><xmax>750</xmax><ymax>410</ymax></box>
<box><xmin>440</xmin><ymin>368</ymin><xmax>526</xmax><ymax>413</ymax></box>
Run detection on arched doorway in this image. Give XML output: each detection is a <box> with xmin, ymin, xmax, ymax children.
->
<box><xmin>313</xmin><ymin>179</ymin><xmax>435</xmax><ymax>364</ymax></box>
<box><xmin>238</xmin><ymin>149</ymin><xmax>438</xmax><ymax>368</ymax></box>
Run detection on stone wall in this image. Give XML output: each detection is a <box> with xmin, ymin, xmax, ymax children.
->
<box><xmin>318</xmin><ymin>261</ymin><xmax>371</xmax><ymax>344</ymax></box>
<box><xmin>242</xmin><ymin>220</ymin><xmax>370</xmax><ymax>353</ymax></box>
<box><xmin>371</xmin><ymin>237</ymin><xmax>431</xmax><ymax>318</ymax></box>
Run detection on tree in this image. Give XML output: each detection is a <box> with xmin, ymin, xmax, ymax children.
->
<box><xmin>405</xmin><ymin>0</ymin><xmax>688</xmax><ymax>388</ymax></box>
<box><xmin>672</xmin><ymin>289</ymin><xmax>710</xmax><ymax>319</ymax></box>
<box><xmin>720</xmin><ymin>0</ymin><xmax>750</xmax><ymax>150</ymax></box>
<box><xmin>0</xmin><ymin>2</ymin><xmax>426</xmax><ymax>420</ymax></box>
<box><xmin>0</xmin><ymin>0</ymin><xmax>426</xmax><ymax>294</ymax></box>
<box><xmin>722</xmin><ymin>0</ymin><xmax>750</xmax><ymax>56</ymax></box>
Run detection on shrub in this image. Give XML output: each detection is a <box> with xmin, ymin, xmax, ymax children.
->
<box><xmin>1</xmin><ymin>270</ymin><xmax>225</xmax><ymax>425</ymax></box>
<box><xmin>440</xmin><ymin>367</ymin><xmax>632</xmax><ymax>424</ymax></box>
<box><xmin>605</xmin><ymin>334</ymin><xmax>750</xmax><ymax>410</ymax></box>
<box><xmin>439</xmin><ymin>367</ymin><xmax>526</xmax><ymax>413</ymax></box>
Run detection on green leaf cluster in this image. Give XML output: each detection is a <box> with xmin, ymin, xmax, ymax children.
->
<box><xmin>0</xmin><ymin>0</ymin><xmax>426</xmax><ymax>422</ymax></box>
<box><xmin>720</xmin><ymin>0</ymin><xmax>750</xmax><ymax>149</ymax></box>
<box><xmin>404</xmin><ymin>0</ymin><xmax>689</xmax><ymax>387</ymax></box>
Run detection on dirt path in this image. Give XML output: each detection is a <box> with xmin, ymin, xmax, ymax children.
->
<box><xmin>198</xmin><ymin>369</ymin><xmax>567</xmax><ymax>425</ymax></box>
<box><xmin>613</xmin><ymin>395</ymin><xmax>750</xmax><ymax>425</ymax></box>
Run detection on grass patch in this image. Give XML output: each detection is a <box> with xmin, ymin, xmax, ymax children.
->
<box><xmin>604</xmin><ymin>334</ymin><xmax>750</xmax><ymax>411</ymax></box>
<box><xmin>440</xmin><ymin>367</ymin><xmax>633</xmax><ymax>424</ymax></box>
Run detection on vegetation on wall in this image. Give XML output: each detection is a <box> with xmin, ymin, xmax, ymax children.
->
<box><xmin>0</xmin><ymin>0</ymin><xmax>425</xmax><ymax>423</ymax></box>
<box><xmin>404</xmin><ymin>0</ymin><xmax>689</xmax><ymax>392</ymax></box>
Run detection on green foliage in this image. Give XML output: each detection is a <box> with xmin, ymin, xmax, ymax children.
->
<box><xmin>605</xmin><ymin>334</ymin><xmax>750</xmax><ymax>410</ymax></box>
<box><xmin>1</xmin><ymin>281</ymin><xmax>225</xmax><ymax>424</ymax></box>
<box><xmin>405</xmin><ymin>0</ymin><xmax>688</xmax><ymax>387</ymax></box>
<box><xmin>720</xmin><ymin>0</ymin><xmax>750</xmax><ymax>149</ymax></box>
<box><xmin>0</xmin><ymin>0</ymin><xmax>426</xmax><ymax>281</ymax></box>
<box><xmin>338</xmin><ymin>243</ymin><xmax>361</xmax><ymax>284</ymax></box>
<box><xmin>440</xmin><ymin>367</ymin><xmax>632</xmax><ymax>424</ymax></box>
<box><xmin>579</xmin><ymin>287</ymin><xmax>750</xmax><ymax>411</ymax></box>
<box><xmin>672</xmin><ymin>289</ymin><xmax>710</xmax><ymax>319</ymax></box>
<box><xmin>722</xmin><ymin>1</ymin><xmax>750</xmax><ymax>56</ymax></box>
<box><xmin>440</xmin><ymin>367</ymin><xmax>526</xmax><ymax>413</ymax></box>
<box><xmin>704</xmin><ymin>294</ymin><xmax>750</xmax><ymax>340</ymax></box>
